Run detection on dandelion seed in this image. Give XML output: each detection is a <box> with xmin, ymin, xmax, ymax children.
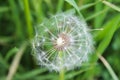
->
<box><xmin>32</xmin><ymin>13</ymin><xmax>94</xmax><ymax>71</ymax></box>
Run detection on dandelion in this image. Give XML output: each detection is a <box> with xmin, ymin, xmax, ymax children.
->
<box><xmin>32</xmin><ymin>13</ymin><xmax>94</xmax><ymax>72</ymax></box>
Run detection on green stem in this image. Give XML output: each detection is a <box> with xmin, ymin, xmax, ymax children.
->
<box><xmin>58</xmin><ymin>51</ymin><xmax>65</xmax><ymax>80</ymax></box>
<box><xmin>59</xmin><ymin>68</ymin><xmax>64</xmax><ymax>80</ymax></box>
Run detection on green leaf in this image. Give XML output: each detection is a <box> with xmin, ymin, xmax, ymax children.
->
<box><xmin>94</xmin><ymin>15</ymin><xmax>120</xmax><ymax>42</ymax></box>
<box><xmin>92</xmin><ymin>14</ymin><xmax>120</xmax><ymax>62</ymax></box>
<box><xmin>97</xmin><ymin>16</ymin><xmax>120</xmax><ymax>54</ymax></box>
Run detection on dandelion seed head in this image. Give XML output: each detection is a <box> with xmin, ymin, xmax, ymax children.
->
<box><xmin>32</xmin><ymin>13</ymin><xmax>94</xmax><ymax>71</ymax></box>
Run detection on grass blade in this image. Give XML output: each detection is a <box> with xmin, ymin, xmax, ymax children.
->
<box><xmin>5</xmin><ymin>47</ymin><xmax>19</xmax><ymax>61</ymax></box>
<box><xmin>92</xmin><ymin>15</ymin><xmax>120</xmax><ymax>62</ymax></box>
<box><xmin>65</xmin><ymin>0</ymin><xmax>84</xmax><ymax>19</ymax></box>
<box><xmin>57</xmin><ymin>0</ymin><xmax>64</xmax><ymax>13</ymax></box>
<box><xmin>23</xmin><ymin>0</ymin><xmax>33</xmax><ymax>39</ymax></box>
<box><xmin>15</xmin><ymin>68</ymin><xmax>47</xmax><ymax>79</ymax></box>
<box><xmin>8</xmin><ymin>0</ymin><xmax>23</xmax><ymax>38</ymax></box>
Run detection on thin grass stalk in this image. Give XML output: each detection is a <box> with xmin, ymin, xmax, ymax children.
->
<box><xmin>23</xmin><ymin>0</ymin><xmax>33</xmax><ymax>39</ymax></box>
<box><xmin>99</xmin><ymin>55</ymin><xmax>119</xmax><ymax>80</ymax></box>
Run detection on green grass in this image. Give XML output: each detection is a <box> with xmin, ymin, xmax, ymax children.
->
<box><xmin>0</xmin><ymin>0</ymin><xmax>120</xmax><ymax>80</ymax></box>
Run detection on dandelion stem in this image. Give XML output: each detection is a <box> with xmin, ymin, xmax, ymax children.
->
<box><xmin>59</xmin><ymin>68</ymin><xmax>64</xmax><ymax>80</ymax></box>
<box><xmin>59</xmin><ymin>51</ymin><xmax>65</xmax><ymax>80</ymax></box>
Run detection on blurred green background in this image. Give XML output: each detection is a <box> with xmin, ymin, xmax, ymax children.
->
<box><xmin>0</xmin><ymin>0</ymin><xmax>120</xmax><ymax>80</ymax></box>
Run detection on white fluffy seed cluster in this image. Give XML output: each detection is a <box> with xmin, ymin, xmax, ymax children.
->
<box><xmin>32</xmin><ymin>14</ymin><xmax>94</xmax><ymax>71</ymax></box>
